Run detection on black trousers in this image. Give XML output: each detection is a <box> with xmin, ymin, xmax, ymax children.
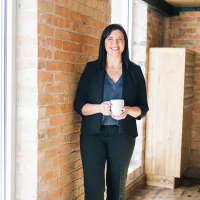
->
<box><xmin>80</xmin><ymin>125</ymin><xmax>136</xmax><ymax>200</ymax></box>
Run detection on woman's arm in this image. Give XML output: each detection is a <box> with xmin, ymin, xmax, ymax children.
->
<box><xmin>82</xmin><ymin>101</ymin><xmax>111</xmax><ymax>116</ymax></box>
<box><xmin>127</xmin><ymin>106</ymin><xmax>141</xmax><ymax>118</ymax></box>
<box><xmin>82</xmin><ymin>104</ymin><xmax>101</xmax><ymax>116</ymax></box>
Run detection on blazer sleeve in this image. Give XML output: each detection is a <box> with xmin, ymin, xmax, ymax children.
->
<box><xmin>134</xmin><ymin>66</ymin><xmax>149</xmax><ymax>120</ymax></box>
<box><xmin>74</xmin><ymin>63</ymin><xmax>90</xmax><ymax>118</ymax></box>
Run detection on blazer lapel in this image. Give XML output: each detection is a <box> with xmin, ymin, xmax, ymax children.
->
<box><xmin>91</xmin><ymin>65</ymin><xmax>105</xmax><ymax>104</ymax></box>
<box><xmin>122</xmin><ymin>64</ymin><xmax>137</xmax><ymax>104</ymax></box>
<box><xmin>97</xmin><ymin>69</ymin><xmax>106</xmax><ymax>103</ymax></box>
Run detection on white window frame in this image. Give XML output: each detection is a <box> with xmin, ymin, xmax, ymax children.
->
<box><xmin>1</xmin><ymin>0</ymin><xmax>16</xmax><ymax>199</ymax></box>
<box><xmin>0</xmin><ymin>0</ymin><xmax>5</xmax><ymax>198</ymax></box>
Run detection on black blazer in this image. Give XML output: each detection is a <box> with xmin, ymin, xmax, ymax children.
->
<box><xmin>74</xmin><ymin>60</ymin><xmax>149</xmax><ymax>138</ymax></box>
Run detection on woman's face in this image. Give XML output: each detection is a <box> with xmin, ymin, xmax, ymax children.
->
<box><xmin>105</xmin><ymin>29</ymin><xmax>125</xmax><ymax>58</ymax></box>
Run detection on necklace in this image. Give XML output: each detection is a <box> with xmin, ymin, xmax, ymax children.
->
<box><xmin>107</xmin><ymin>64</ymin><xmax>122</xmax><ymax>80</ymax></box>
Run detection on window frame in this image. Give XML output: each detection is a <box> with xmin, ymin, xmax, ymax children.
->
<box><xmin>0</xmin><ymin>0</ymin><xmax>6</xmax><ymax>198</ymax></box>
<box><xmin>1</xmin><ymin>0</ymin><xmax>17</xmax><ymax>199</ymax></box>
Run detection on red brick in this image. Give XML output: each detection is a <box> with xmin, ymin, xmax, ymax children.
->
<box><xmin>38</xmin><ymin>140</ymin><xmax>52</xmax><ymax>150</ymax></box>
<box><xmin>53</xmin><ymin>16</ymin><xmax>66</xmax><ymax>28</ymax></box>
<box><xmin>53</xmin><ymin>155</ymin><xmax>67</xmax><ymax>168</ymax></box>
<box><xmin>48</xmin><ymin>188</ymin><xmax>61</xmax><ymax>199</ymax></box>
<box><xmin>55</xmin><ymin>29</ymin><xmax>70</xmax><ymax>40</ymax></box>
<box><xmin>60</xmin><ymin>51</ymin><xmax>69</xmax><ymax>61</ymax></box>
<box><xmin>47</xmin><ymin>127</ymin><xmax>60</xmax><ymax>137</ymax></box>
<box><xmin>45</xmin><ymin>170</ymin><xmax>56</xmax><ymax>181</ymax></box>
<box><xmin>72</xmin><ymin>168</ymin><xmax>83</xmax><ymax>179</ymax></box>
<box><xmin>38</xmin><ymin>175</ymin><xmax>45</xmax><ymax>185</ymax></box>
<box><xmin>54</xmin><ymin>73</ymin><xmax>80</xmax><ymax>83</ymax></box>
<box><xmin>38</xmin><ymin>95</ymin><xmax>53</xmax><ymax>105</ymax></box>
<box><xmin>60</xmin><ymin>163</ymin><xmax>74</xmax><ymax>175</ymax></box>
<box><xmin>88</xmin><ymin>46</ymin><xmax>98</xmax><ymax>56</ymax></box>
<box><xmin>74</xmin><ymin>159</ymin><xmax>82</xmax><ymax>169</ymax></box>
<box><xmin>46</xmin><ymin>2</ymin><xmax>55</xmax><ymax>13</ymax></box>
<box><xmin>55</xmin><ymin>39</ymin><xmax>63</xmax><ymax>49</ymax></box>
<box><xmin>58</xmin><ymin>174</ymin><xmax>72</xmax><ymax>187</ymax></box>
<box><xmin>45</xmin><ymin>148</ymin><xmax>59</xmax><ymax>160</ymax></box>
<box><xmin>69</xmin><ymin>33</ymin><xmax>83</xmax><ymax>43</ymax></box>
<box><xmin>54</xmin><ymin>50</ymin><xmax>60</xmax><ymax>60</ymax></box>
<box><xmin>46</xmin><ymin>105</ymin><xmax>62</xmax><ymax>116</ymax></box>
<box><xmin>61</xmin><ymin>124</ymin><xmax>75</xmax><ymax>134</ymax></box>
<box><xmin>38</xmin><ymin>1</ymin><xmax>46</xmax><ymax>12</ymax></box>
<box><xmin>45</xmin><ymin>83</ymin><xmax>77</xmax><ymax>94</ymax></box>
<box><xmin>61</xmin><ymin>63</ymin><xmax>75</xmax><ymax>72</ymax></box>
<box><xmin>38</xmin><ymin>60</ymin><xmax>46</xmax><ymax>70</ymax></box>
<box><xmin>38</xmin><ymin>71</ymin><xmax>53</xmax><ymax>82</ymax></box>
<box><xmin>70</xmin><ymin>11</ymin><xmax>86</xmax><ymax>23</ymax></box>
<box><xmin>53</xmin><ymin>94</ymin><xmax>66</xmax><ymax>104</ymax></box>
<box><xmin>63</xmin><ymin>42</ymin><xmax>77</xmax><ymax>52</ymax></box>
<box><xmin>65</xmin><ymin>19</ymin><xmax>77</xmax><ymax>31</ymax></box>
<box><xmin>38</xmin><ymin>24</ymin><xmax>54</xmax><ymax>37</ymax></box>
<box><xmin>60</xmin><ymin>183</ymin><xmax>73</xmax><ymax>196</ymax></box>
<box><xmin>55</xmin><ymin>5</ymin><xmax>71</xmax><ymax>18</ymax></box>
<box><xmin>46</xmin><ymin>61</ymin><xmax>61</xmax><ymax>71</ymax></box>
<box><xmin>64</xmin><ymin>132</ymin><xmax>79</xmax><ymax>143</ymax></box>
<box><xmin>38</xmin><ymin>36</ymin><xmax>47</xmax><ymax>46</ymax></box>
<box><xmin>61</xmin><ymin>104</ymin><xmax>74</xmax><ymax>113</ymax></box>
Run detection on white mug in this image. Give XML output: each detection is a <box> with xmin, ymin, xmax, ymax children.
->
<box><xmin>110</xmin><ymin>99</ymin><xmax>124</xmax><ymax>116</ymax></box>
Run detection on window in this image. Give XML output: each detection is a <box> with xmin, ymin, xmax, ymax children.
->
<box><xmin>0</xmin><ymin>0</ymin><xmax>6</xmax><ymax>198</ymax></box>
<box><xmin>111</xmin><ymin>0</ymin><xmax>148</xmax><ymax>174</ymax></box>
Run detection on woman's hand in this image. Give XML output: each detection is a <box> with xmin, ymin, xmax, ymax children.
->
<box><xmin>100</xmin><ymin>101</ymin><xmax>111</xmax><ymax>116</ymax></box>
<box><xmin>111</xmin><ymin>106</ymin><xmax>141</xmax><ymax>120</ymax></box>
<box><xmin>111</xmin><ymin>106</ymin><xmax>130</xmax><ymax>120</ymax></box>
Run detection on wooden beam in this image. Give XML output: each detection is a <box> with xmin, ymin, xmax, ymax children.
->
<box><xmin>165</xmin><ymin>0</ymin><xmax>200</xmax><ymax>7</ymax></box>
<box><xmin>142</xmin><ymin>0</ymin><xmax>200</xmax><ymax>16</ymax></box>
<box><xmin>142</xmin><ymin>0</ymin><xmax>174</xmax><ymax>16</ymax></box>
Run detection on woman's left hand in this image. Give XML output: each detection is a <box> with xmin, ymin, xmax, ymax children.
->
<box><xmin>111</xmin><ymin>106</ymin><xmax>131</xmax><ymax>120</ymax></box>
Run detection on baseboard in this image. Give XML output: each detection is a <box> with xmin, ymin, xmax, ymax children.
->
<box><xmin>126</xmin><ymin>174</ymin><xmax>146</xmax><ymax>200</ymax></box>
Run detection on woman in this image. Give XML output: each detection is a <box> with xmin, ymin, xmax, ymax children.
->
<box><xmin>74</xmin><ymin>24</ymin><xmax>149</xmax><ymax>200</ymax></box>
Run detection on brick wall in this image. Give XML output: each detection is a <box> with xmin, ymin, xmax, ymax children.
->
<box><xmin>37</xmin><ymin>0</ymin><xmax>111</xmax><ymax>199</ymax></box>
<box><xmin>147</xmin><ymin>8</ymin><xmax>164</xmax><ymax>48</ymax></box>
<box><xmin>164</xmin><ymin>12</ymin><xmax>200</xmax><ymax>168</ymax></box>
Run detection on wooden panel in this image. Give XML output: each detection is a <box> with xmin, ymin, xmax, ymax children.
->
<box><xmin>181</xmin><ymin>107</ymin><xmax>192</xmax><ymax>175</ymax></box>
<box><xmin>164</xmin><ymin>0</ymin><xmax>200</xmax><ymax>7</ymax></box>
<box><xmin>146</xmin><ymin>48</ymin><xmax>186</xmax><ymax>178</ymax></box>
<box><xmin>145</xmin><ymin>48</ymin><xmax>195</xmax><ymax>189</ymax></box>
<box><xmin>184</xmin><ymin>53</ymin><xmax>195</xmax><ymax>108</ymax></box>
<box><xmin>181</xmin><ymin>52</ymin><xmax>194</xmax><ymax>175</ymax></box>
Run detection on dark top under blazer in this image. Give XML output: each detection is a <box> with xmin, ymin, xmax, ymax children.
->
<box><xmin>74</xmin><ymin>60</ymin><xmax>149</xmax><ymax>138</ymax></box>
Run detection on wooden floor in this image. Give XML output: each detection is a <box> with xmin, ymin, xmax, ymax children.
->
<box><xmin>129</xmin><ymin>184</ymin><xmax>200</xmax><ymax>200</ymax></box>
<box><xmin>129</xmin><ymin>175</ymin><xmax>200</xmax><ymax>200</ymax></box>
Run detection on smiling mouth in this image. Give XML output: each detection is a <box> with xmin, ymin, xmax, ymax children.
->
<box><xmin>111</xmin><ymin>48</ymin><xmax>119</xmax><ymax>51</ymax></box>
